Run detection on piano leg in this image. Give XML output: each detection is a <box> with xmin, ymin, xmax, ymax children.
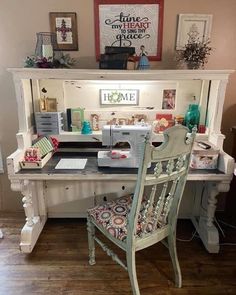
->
<box><xmin>191</xmin><ymin>181</ymin><xmax>231</xmax><ymax>253</ymax></box>
<box><xmin>11</xmin><ymin>179</ymin><xmax>47</xmax><ymax>253</ymax></box>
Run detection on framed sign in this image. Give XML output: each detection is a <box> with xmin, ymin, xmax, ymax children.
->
<box><xmin>176</xmin><ymin>14</ymin><xmax>213</xmax><ymax>50</ymax></box>
<box><xmin>100</xmin><ymin>89</ymin><xmax>139</xmax><ymax>105</ymax></box>
<box><xmin>162</xmin><ymin>89</ymin><xmax>176</xmax><ymax>110</ymax></box>
<box><xmin>49</xmin><ymin>12</ymin><xmax>78</xmax><ymax>50</ymax></box>
<box><xmin>94</xmin><ymin>0</ymin><xmax>164</xmax><ymax>60</ymax></box>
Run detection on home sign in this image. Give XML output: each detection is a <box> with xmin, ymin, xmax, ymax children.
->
<box><xmin>100</xmin><ymin>89</ymin><xmax>139</xmax><ymax>105</ymax></box>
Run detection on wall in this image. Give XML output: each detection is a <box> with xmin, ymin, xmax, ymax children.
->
<box><xmin>0</xmin><ymin>0</ymin><xmax>236</xmax><ymax>211</ymax></box>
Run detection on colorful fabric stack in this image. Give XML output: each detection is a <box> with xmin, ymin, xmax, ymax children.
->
<box><xmin>32</xmin><ymin>136</ymin><xmax>54</xmax><ymax>157</ymax></box>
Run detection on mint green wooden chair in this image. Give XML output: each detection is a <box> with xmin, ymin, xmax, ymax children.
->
<box><xmin>87</xmin><ymin>125</ymin><xmax>196</xmax><ymax>295</ymax></box>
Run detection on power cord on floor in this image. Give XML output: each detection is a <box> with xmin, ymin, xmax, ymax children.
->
<box><xmin>214</xmin><ymin>217</ymin><xmax>226</xmax><ymax>238</ymax></box>
<box><xmin>214</xmin><ymin>217</ymin><xmax>236</xmax><ymax>246</ymax></box>
<box><xmin>218</xmin><ymin>219</ymin><xmax>236</xmax><ymax>230</ymax></box>
<box><xmin>177</xmin><ymin>230</ymin><xmax>199</xmax><ymax>242</ymax></box>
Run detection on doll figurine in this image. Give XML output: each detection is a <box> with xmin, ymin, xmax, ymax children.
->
<box><xmin>137</xmin><ymin>45</ymin><xmax>150</xmax><ymax>70</ymax></box>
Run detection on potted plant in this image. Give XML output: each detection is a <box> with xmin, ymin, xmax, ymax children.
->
<box><xmin>177</xmin><ymin>36</ymin><xmax>212</xmax><ymax>69</ymax></box>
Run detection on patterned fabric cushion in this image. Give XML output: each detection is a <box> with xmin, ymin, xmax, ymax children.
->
<box><xmin>88</xmin><ymin>194</ymin><xmax>162</xmax><ymax>242</ymax></box>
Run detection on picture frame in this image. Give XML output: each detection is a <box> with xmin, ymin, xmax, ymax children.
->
<box><xmin>94</xmin><ymin>0</ymin><xmax>164</xmax><ymax>61</ymax></box>
<box><xmin>49</xmin><ymin>12</ymin><xmax>78</xmax><ymax>51</ymax></box>
<box><xmin>100</xmin><ymin>89</ymin><xmax>139</xmax><ymax>105</ymax></box>
<box><xmin>40</xmin><ymin>98</ymin><xmax>57</xmax><ymax>112</ymax></box>
<box><xmin>176</xmin><ymin>14</ymin><xmax>213</xmax><ymax>50</ymax></box>
<box><xmin>155</xmin><ymin>114</ymin><xmax>174</xmax><ymax>133</ymax></box>
<box><xmin>162</xmin><ymin>89</ymin><xmax>176</xmax><ymax>110</ymax></box>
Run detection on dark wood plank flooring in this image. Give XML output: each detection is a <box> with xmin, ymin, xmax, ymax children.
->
<box><xmin>0</xmin><ymin>213</ymin><xmax>236</xmax><ymax>295</ymax></box>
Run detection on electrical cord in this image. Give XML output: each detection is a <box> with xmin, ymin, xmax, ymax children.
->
<box><xmin>218</xmin><ymin>219</ymin><xmax>236</xmax><ymax>230</ymax></box>
<box><xmin>177</xmin><ymin>230</ymin><xmax>198</xmax><ymax>242</ymax></box>
<box><xmin>214</xmin><ymin>216</ymin><xmax>236</xmax><ymax>246</ymax></box>
<box><xmin>214</xmin><ymin>217</ymin><xmax>226</xmax><ymax>238</ymax></box>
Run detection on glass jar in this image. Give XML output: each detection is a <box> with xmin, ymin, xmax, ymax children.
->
<box><xmin>184</xmin><ymin>104</ymin><xmax>200</xmax><ymax>131</ymax></box>
<box><xmin>35</xmin><ymin>32</ymin><xmax>57</xmax><ymax>60</ymax></box>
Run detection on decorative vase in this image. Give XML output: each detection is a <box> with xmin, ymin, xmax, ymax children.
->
<box><xmin>184</xmin><ymin>104</ymin><xmax>200</xmax><ymax>131</ymax></box>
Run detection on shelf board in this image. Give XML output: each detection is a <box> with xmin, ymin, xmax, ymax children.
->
<box><xmin>53</xmin><ymin>130</ymin><xmax>208</xmax><ymax>143</ymax></box>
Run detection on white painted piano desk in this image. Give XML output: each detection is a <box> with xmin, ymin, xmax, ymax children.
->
<box><xmin>8</xmin><ymin>149</ymin><xmax>234</xmax><ymax>254</ymax></box>
<box><xmin>6</xmin><ymin>68</ymin><xmax>235</xmax><ymax>254</ymax></box>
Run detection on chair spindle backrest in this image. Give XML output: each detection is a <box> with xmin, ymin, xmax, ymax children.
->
<box><xmin>128</xmin><ymin>125</ymin><xmax>196</xmax><ymax>239</ymax></box>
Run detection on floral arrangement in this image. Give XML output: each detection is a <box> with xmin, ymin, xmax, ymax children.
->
<box><xmin>24</xmin><ymin>53</ymin><xmax>77</xmax><ymax>69</ymax></box>
<box><xmin>177</xmin><ymin>37</ymin><xmax>212</xmax><ymax>69</ymax></box>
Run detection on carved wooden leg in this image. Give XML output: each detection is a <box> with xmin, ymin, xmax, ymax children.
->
<box><xmin>22</xmin><ymin>181</ymin><xmax>34</xmax><ymax>227</ymax></box>
<box><xmin>126</xmin><ymin>250</ymin><xmax>140</xmax><ymax>295</ymax></box>
<box><xmin>167</xmin><ymin>230</ymin><xmax>182</xmax><ymax>288</ymax></box>
<box><xmin>87</xmin><ymin>215</ymin><xmax>96</xmax><ymax>265</ymax></box>
<box><xmin>11</xmin><ymin>179</ymin><xmax>47</xmax><ymax>253</ymax></box>
<box><xmin>193</xmin><ymin>181</ymin><xmax>231</xmax><ymax>253</ymax></box>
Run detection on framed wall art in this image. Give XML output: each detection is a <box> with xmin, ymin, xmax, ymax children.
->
<box><xmin>162</xmin><ymin>89</ymin><xmax>176</xmax><ymax>110</ymax></box>
<box><xmin>94</xmin><ymin>0</ymin><xmax>164</xmax><ymax>60</ymax></box>
<box><xmin>100</xmin><ymin>89</ymin><xmax>139</xmax><ymax>105</ymax></box>
<box><xmin>49</xmin><ymin>12</ymin><xmax>78</xmax><ymax>50</ymax></box>
<box><xmin>176</xmin><ymin>14</ymin><xmax>213</xmax><ymax>50</ymax></box>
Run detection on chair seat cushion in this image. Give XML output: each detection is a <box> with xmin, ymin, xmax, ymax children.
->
<box><xmin>88</xmin><ymin>194</ymin><xmax>162</xmax><ymax>242</ymax></box>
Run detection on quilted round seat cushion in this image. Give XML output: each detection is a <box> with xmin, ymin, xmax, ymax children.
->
<box><xmin>88</xmin><ymin>194</ymin><xmax>162</xmax><ymax>242</ymax></box>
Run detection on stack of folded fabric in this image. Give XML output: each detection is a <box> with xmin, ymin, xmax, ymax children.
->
<box><xmin>32</xmin><ymin>136</ymin><xmax>55</xmax><ymax>158</ymax></box>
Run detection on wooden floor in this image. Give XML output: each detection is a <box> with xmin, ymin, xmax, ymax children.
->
<box><xmin>0</xmin><ymin>213</ymin><xmax>236</xmax><ymax>295</ymax></box>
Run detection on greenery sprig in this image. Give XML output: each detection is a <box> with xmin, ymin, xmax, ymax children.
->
<box><xmin>177</xmin><ymin>37</ymin><xmax>212</xmax><ymax>69</ymax></box>
<box><xmin>24</xmin><ymin>53</ymin><xmax>77</xmax><ymax>69</ymax></box>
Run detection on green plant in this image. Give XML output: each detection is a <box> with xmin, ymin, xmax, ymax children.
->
<box><xmin>177</xmin><ymin>37</ymin><xmax>212</xmax><ymax>69</ymax></box>
<box><xmin>24</xmin><ymin>53</ymin><xmax>77</xmax><ymax>69</ymax></box>
<box><xmin>53</xmin><ymin>53</ymin><xmax>77</xmax><ymax>68</ymax></box>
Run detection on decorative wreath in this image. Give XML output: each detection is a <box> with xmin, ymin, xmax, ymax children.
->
<box><xmin>108</xmin><ymin>91</ymin><xmax>122</xmax><ymax>103</ymax></box>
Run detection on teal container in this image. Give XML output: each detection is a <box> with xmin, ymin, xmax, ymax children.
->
<box><xmin>184</xmin><ymin>104</ymin><xmax>200</xmax><ymax>131</ymax></box>
<box><xmin>81</xmin><ymin>121</ymin><xmax>92</xmax><ymax>134</ymax></box>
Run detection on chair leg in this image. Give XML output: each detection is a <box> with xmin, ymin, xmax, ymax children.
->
<box><xmin>87</xmin><ymin>216</ymin><xmax>96</xmax><ymax>265</ymax></box>
<box><xmin>167</xmin><ymin>233</ymin><xmax>182</xmax><ymax>288</ymax></box>
<box><xmin>126</xmin><ymin>250</ymin><xmax>140</xmax><ymax>295</ymax></box>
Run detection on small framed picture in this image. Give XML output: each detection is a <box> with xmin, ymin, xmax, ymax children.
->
<box><xmin>49</xmin><ymin>12</ymin><xmax>78</xmax><ymax>50</ymax></box>
<box><xmin>40</xmin><ymin>98</ymin><xmax>57</xmax><ymax>112</ymax></box>
<box><xmin>91</xmin><ymin>114</ymin><xmax>100</xmax><ymax>131</ymax></box>
<box><xmin>162</xmin><ymin>89</ymin><xmax>176</xmax><ymax>110</ymax></box>
<box><xmin>155</xmin><ymin>114</ymin><xmax>174</xmax><ymax>133</ymax></box>
<box><xmin>70</xmin><ymin>108</ymin><xmax>84</xmax><ymax>131</ymax></box>
<box><xmin>46</xmin><ymin>98</ymin><xmax>57</xmax><ymax>112</ymax></box>
<box><xmin>176</xmin><ymin>14</ymin><xmax>213</xmax><ymax>50</ymax></box>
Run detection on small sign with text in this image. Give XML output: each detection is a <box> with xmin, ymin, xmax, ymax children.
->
<box><xmin>100</xmin><ymin>89</ymin><xmax>139</xmax><ymax>105</ymax></box>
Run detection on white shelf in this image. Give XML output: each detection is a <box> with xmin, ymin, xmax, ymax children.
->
<box><xmin>54</xmin><ymin>131</ymin><xmax>102</xmax><ymax>142</ymax></box>
<box><xmin>53</xmin><ymin>130</ymin><xmax>209</xmax><ymax>143</ymax></box>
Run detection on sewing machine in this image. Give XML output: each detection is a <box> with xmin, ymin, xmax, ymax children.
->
<box><xmin>97</xmin><ymin>124</ymin><xmax>152</xmax><ymax>168</ymax></box>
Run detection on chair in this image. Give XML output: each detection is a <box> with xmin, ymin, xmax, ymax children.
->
<box><xmin>87</xmin><ymin>125</ymin><xmax>196</xmax><ymax>295</ymax></box>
